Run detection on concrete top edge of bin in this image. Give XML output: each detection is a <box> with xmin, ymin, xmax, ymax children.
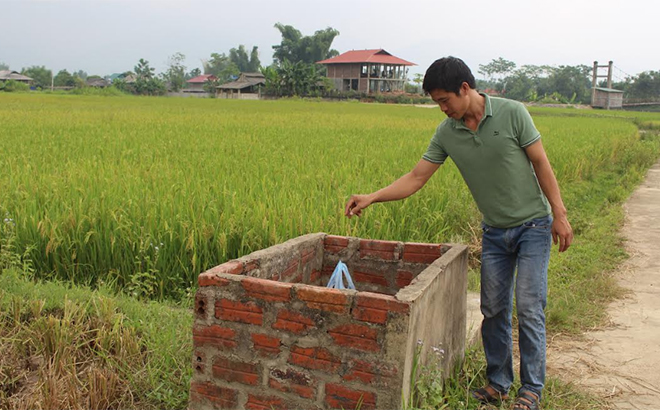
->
<box><xmin>198</xmin><ymin>232</ymin><xmax>468</xmax><ymax>302</ymax></box>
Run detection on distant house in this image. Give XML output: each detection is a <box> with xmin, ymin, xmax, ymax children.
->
<box><xmin>185</xmin><ymin>74</ymin><xmax>217</xmax><ymax>93</ymax></box>
<box><xmin>86</xmin><ymin>78</ymin><xmax>109</xmax><ymax>88</ymax></box>
<box><xmin>216</xmin><ymin>72</ymin><xmax>265</xmax><ymax>99</ymax></box>
<box><xmin>317</xmin><ymin>49</ymin><xmax>415</xmax><ymax>94</ymax></box>
<box><xmin>0</xmin><ymin>70</ymin><xmax>33</xmax><ymax>84</ymax></box>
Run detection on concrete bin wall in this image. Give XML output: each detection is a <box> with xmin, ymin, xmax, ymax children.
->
<box><xmin>190</xmin><ymin>233</ymin><xmax>468</xmax><ymax>410</ymax></box>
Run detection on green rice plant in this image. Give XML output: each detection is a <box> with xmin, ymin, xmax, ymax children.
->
<box><xmin>1</xmin><ymin>94</ymin><xmax>659</xmax><ymax>315</ymax></box>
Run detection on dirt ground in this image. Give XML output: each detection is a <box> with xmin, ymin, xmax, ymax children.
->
<box><xmin>546</xmin><ymin>161</ymin><xmax>660</xmax><ymax>409</ymax></box>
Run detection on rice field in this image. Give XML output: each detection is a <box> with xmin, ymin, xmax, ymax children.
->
<box><xmin>1</xmin><ymin>93</ymin><xmax>658</xmax><ymax>301</ymax></box>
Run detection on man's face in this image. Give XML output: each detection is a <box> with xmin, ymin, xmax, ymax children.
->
<box><xmin>429</xmin><ymin>83</ymin><xmax>470</xmax><ymax>119</ymax></box>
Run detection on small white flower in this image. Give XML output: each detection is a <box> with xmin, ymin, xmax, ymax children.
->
<box><xmin>154</xmin><ymin>246</ymin><xmax>159</xmax><ymax>251</ymax></box>
<box><xmin>417</xmin><ymin>339</ymin><xmax>423</xmax><ymax>346</ymax></box>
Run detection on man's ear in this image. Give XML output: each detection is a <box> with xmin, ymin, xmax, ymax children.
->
<box><xmin>460</xmin><ymin>81</ymin><xmax>471</xmax><ymax>94</ymax></box>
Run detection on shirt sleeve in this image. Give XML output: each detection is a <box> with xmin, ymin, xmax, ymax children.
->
<box><xmin>422</xmin><ymin>133</ymin><xmax>448</xmax><ymax>164</ymax></box>
<box><xmin>514</xmin><ymin>104</ymin><xmax>541</xmax><ymax>148</ymax></box>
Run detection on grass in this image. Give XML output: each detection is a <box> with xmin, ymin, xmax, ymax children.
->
<box><xmin>2</xmin><ymin>94</ymin><xmax>660</xmax><ymax>409</ymax></box>
<box><xmin>0</xmin><ymin>268</ymin><xmax>192</xmax><ymax>410</ymax></box>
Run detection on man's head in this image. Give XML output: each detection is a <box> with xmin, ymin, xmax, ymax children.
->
<box><xmin>422</xmin><ymin>56</ymin><xmax>476</xmax><ymax>95</ymax></box>
<box><xmin>423</xmin><ymin>57</ymin><xmax>477</xmax><ymax>119</ymax></box>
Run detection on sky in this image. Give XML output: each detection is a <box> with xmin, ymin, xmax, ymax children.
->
<box><xmin>1</xmin><ymin>0</ymin><xmax>656</xmax><ymax>82</ymax></box>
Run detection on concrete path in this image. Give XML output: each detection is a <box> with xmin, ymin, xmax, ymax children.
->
<box><xmin>547</xmin><ymin>161</ymin><xmax>660</xmax><ymax>409</ymax></box>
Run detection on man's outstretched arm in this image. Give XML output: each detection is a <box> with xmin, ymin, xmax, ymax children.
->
<box><xmin>345</xmin><ymin>159</ymin><xmax>440</xmax><ymax>218</ymax></box>
<box><xmin>525</xmin><ymin>140</ymin><xmax>574</xmax><ymax>252</ymax></box>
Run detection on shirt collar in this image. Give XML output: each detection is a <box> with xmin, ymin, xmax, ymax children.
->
<box><xmin>451</xmin><ymin>92</ymin><xmax>493</xmax><ymax>129</ymax></box>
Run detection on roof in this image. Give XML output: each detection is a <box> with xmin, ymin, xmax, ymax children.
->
<box><xmin>0</xmin><ymin>70</ymin><xmax>33</xmax><ymax>81</ymax></box>
<box><xmin>217</xmin><ymin>72</ymin><xmax>265</xmax><ymax>90</ymax></box>
<box><xmin>317</xmin><ymin>49</ymin><xmax>415</xmax><ymax>66</ymax></box>
<box><xmin>86</xmin><ymin>78</ymin><xmax>109</xmax><ymax>87</ymax></box>
<box><xmin>187</xmin><ymin>74</ymin><xmax>217</xmax><ymax>84</ymax></box>
<box><xmin>594</xmin><ymin>87</ymin><xmax>623</xmax><ymax>93</ymax></box>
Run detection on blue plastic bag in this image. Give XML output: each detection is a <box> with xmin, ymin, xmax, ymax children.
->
<box><xmin>326</xmin><ymin>260</ymin><xmax>356</xmax><ymax>290</ymax></box>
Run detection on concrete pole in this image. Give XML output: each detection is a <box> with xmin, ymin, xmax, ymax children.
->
<box><xmin>607</xmin><ymin>61</ymin><xmax>613</xmax><ymax>89</ymax></box>
<box><xmin>591</xmin><ymin>61</ymin><xmax>598</xmax><ymax>107</ymax></box>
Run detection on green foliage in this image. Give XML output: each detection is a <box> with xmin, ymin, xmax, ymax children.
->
<box><xmin>229</xmin><ymin>45</ymin><xmax>261</xmax><ymax>72</ymax></box>
<box><xmin>478</xmin><ymin>57</ymin><xmax>516</xmax><ymax>82</ymax></box>
<box><xmin>540</xmin><ymin>65</ymin><xmax>592</xmax><ymax>104</ymax></box>
<box><xmin>163</xmin><ymin>52</ymin><xmax>187</xmax><ymax>92</ymax></box>
<box><xmin>73</xmin><ymin>69</ymin><xmax>88</xmax><ymax>80</ymax></box>
<box><xmin>21</xmin><ymin>65</ymin><xmax>52</xmax><ymax>88</ymax></box>
<box><xmin>187</xmin><ymin>67</ymin><xmax>201</xmax><ymax>80</ymax></box>
<box><xmin>53</xmin><ymin>69</ymin><xmax>75</xmax><ymax>87</ymax></box>
<box><xmin>272</xmin><ymin>23</ymin><xmax>339</xmax><ymax>65</ymax></box>
<box><xmin>614</xmin><ymin>70</ymin><xmax>660</xmax><ymax>100</ymax></box>
<box><xmin>0</xmin><ymin>80</ymin><xmax>30</xmax><ymax>92</ymax></box>
<box><xmin>134</xmin><ymin>58</ymin><xmax>155</xmax><ymax>80</ymax></box>
<box><xmin>202</xmin><ymin>53</ymin><xmax>239</xmax><ymax>83</ymax></box>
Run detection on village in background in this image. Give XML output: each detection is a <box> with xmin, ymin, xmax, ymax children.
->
<box><xmin>1</xmin><ymin>23</ymin><xmax>659</xmax><ymax>110</ymax></box>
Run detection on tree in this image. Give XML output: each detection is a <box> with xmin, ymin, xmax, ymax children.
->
<box><xmin>478</xmin><ymin>58</ymin><xmax>517</xmax><ymax>81</ymax></box>
<box><xmin>272</xmin><ymin>23</ymin><xmax>339</xmax><ymax>64</ymax></box>
<box><xmin>229</xmin><ymin>45</ymin><xmax>260</xmax><ymax>72</ymax></box>
<box><xmin>617</xmin><ymin>71</ymin><xmax>660</xmax><ymax>100</ymax></box>
<box><xmin>202</xmin><ymin>53</ymin><xmax>239</xmax><ymax>83</ymax></box>
<box><xmin>187</xmin><ymin>68</ymin><xmax>201</xmax><ymax>80</ymax></box>
<box><xmin>73</xmin><ymin>70</ymin><xmax>88</xmax><ymax>80</ymax></box>
<box><xmin>164</xmin><ymin>52</ymin><xmax>187</xmax><ymax>91</ymax></box>
<box><xmin>54</xmin><ymin>69</ymin><xmax>75</xmax><ymax>87</ymax></box>
<box><xmin>134</xmin><ymin>58</ymin><xmax>155</xmax><ymax>80</ymax></box>
<box><xmin>0</xmin><ymin>62</ymin><xmax>9</xmax><ymax>70</ymax></box>
<box><xmin>542</xmin><ymin>65</ymin><xmax>592</xmax><ymax>103</ymax></box>
<box><xmin>21</xmin><ymin>66</ymin><xmax>52</xmax><ymax>89</ymax></box>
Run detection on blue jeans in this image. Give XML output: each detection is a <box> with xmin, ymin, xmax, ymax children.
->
<box><xmin>480</xmin><ymin>215</ymin><xmax>552</xmax><ymax>399</ymax></box>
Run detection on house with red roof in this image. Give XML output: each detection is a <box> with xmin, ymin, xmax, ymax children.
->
<box><xmin>184</xmin><ymin>74</ymin><xmax>217</xmax><ymax>93</ymax></box>
<box><xmin>317</xmin><ymin>49</ymin><xmax>415</xmax><ymax>94</ymax></box>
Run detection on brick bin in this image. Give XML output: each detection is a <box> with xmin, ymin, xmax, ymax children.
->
<box><xmin>190</xmin><ymin>233</ymin><xmax>468</xmax><ymax>410</ymax></box>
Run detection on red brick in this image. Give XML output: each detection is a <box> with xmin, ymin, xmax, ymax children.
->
<box><xmin>190</xmin><ymin>382</ymin><xmax>237</xmax><ymax>408</ymax></box>
<box><xmin>215</xmin><ymin>299</ymin><xmax>263</xmax><ymax>325</ymax></box>
<box><xmin>353</xmin><ymin>293</ymin><xmax>410</xmax><ymax>324</ymax></box>
<box><xmin>246</xmin><ymin>394</ymin><xmax>286</xmax><ymax>410</ymax></box>
<box><xmin>242</xmin><ymin>277</ymin><xmax>292</xmax><ymax>302</ymax></box>
<box><xmin>309</xmin><ymin>270</ymin><xmax>321</xmax><ymax>284</ymax></box>
<box><xmin>252</xmin><ymin>333</ymin><xmax>281</xmax><ymax>356</ymax></box>
<box><xmin>359</xmin><ymin>239</ymin><xmax>400</xmax><ymax>260</ymax></box>
<box><xmin>211</xmin><ymin>261</ymin><xmax>244</xmax><ymax>275</ymax></box>
<box><xmin>272</xmin><ymin>310</ymin><xmax>314</xmax><ymax>334</ymax></box>
<box><xmin>193</xmin><ymin>325</ymin><xmax>237</xmax><ymax>349</ymax></box>
<box><xmin>344</xmin><ymin>360</ymin><xmax>397</xmax><ymax>384</ymax></box>
<box><xmin>301</xmin><ymin>248</ymin><xmax>316</xmax><ymax>265</ymax></box>
<box><xmin>268</xmin><ymin>368</ymin><xmax>316</xmax><ymax>399</ymax></box>
<box><xmin>212</xmin><ymin>357</ymin><xmax>259</xmax><ymax>386</ymax></box>
<box><xmin>244</xmin><ymin>259</ymin><xmax>260</xmax><ymax>272</ymax></box>
<box><xmin>325</xmin><ymin>383</ymin><xmax>376</xmax><ymax>410</ymax></box>
<box><xmin>296</xmin><ymin>286</ymin><xmax>350</xmax><ymax>314</ymax></box>
<box><xmin>396</xmin><ymin>270</ymin><xmax>414</xmax><ymax>288</ymax></box>
<box><xmin>402</xmin><ymin>242</ymin><xmax>443</xmax><ymax>263</ymax></box>
<box><xmin>328</xmin><ymin>323</ymin><xmax>380</xmax><ymax>352</ymax></box>
<box><xmin>193</xmin><ymin>351</ymin><xmax>205</xmax><ymax>374</ymax></box>
<box><xmin>352</xmin><ymin>269</ymin><xmax>389</xmax><ymax>287</ymax></box>
<box><xmin>324</xmin><ymin>235</ymin><xmax>349</xmax><ymax>254</ymax></box>
<box><xmin>195</xmin><ymin>294</ymin><xmax>208</xmax><ymax>318</ymax></box>
<box><xmin>281</xmin><ymin>258</ymin><xmax>300</xmax><ymax>281</ymax></box>
<box><xmin>268</xmin><ymin>378</ymin><xmax>316</xmax><ymax>399</ymax></box>
<box><xmin>198</xmin><ymin>272</ymin><xmax>232</xmax><ymax>287</ymax></box>
<box><xmin>288</xmin><ymin>345</ymin><xmax>341</xmax><ymax>373</ymax></box>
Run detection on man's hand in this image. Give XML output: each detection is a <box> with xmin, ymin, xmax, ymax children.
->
<box><xmin>345</xmin><ymin>194</ymin><xmax>374</xmax><ymax>218</ymax></box>
<box><xmin>552</xmin><ymin>215</ymin><xmax>573</xmax><ymax>252</ymax></box>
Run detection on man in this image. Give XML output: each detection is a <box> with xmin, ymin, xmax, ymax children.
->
<box><xmin>344</xmin><ymin>56</ymin><xmax>573</xmax><ymax>410</ymax></box>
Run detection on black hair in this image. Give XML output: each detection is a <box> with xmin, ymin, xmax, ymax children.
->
<box><xmin>422</xmin><ymin>56</ymin><xmax>476</xmax><ymax>95</ymax></box>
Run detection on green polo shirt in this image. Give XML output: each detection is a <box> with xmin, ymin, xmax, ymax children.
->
<box><xmin>422</xmin><ymin>94</ymin><xmax>551</xmax><ymax>228</ymax></box>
